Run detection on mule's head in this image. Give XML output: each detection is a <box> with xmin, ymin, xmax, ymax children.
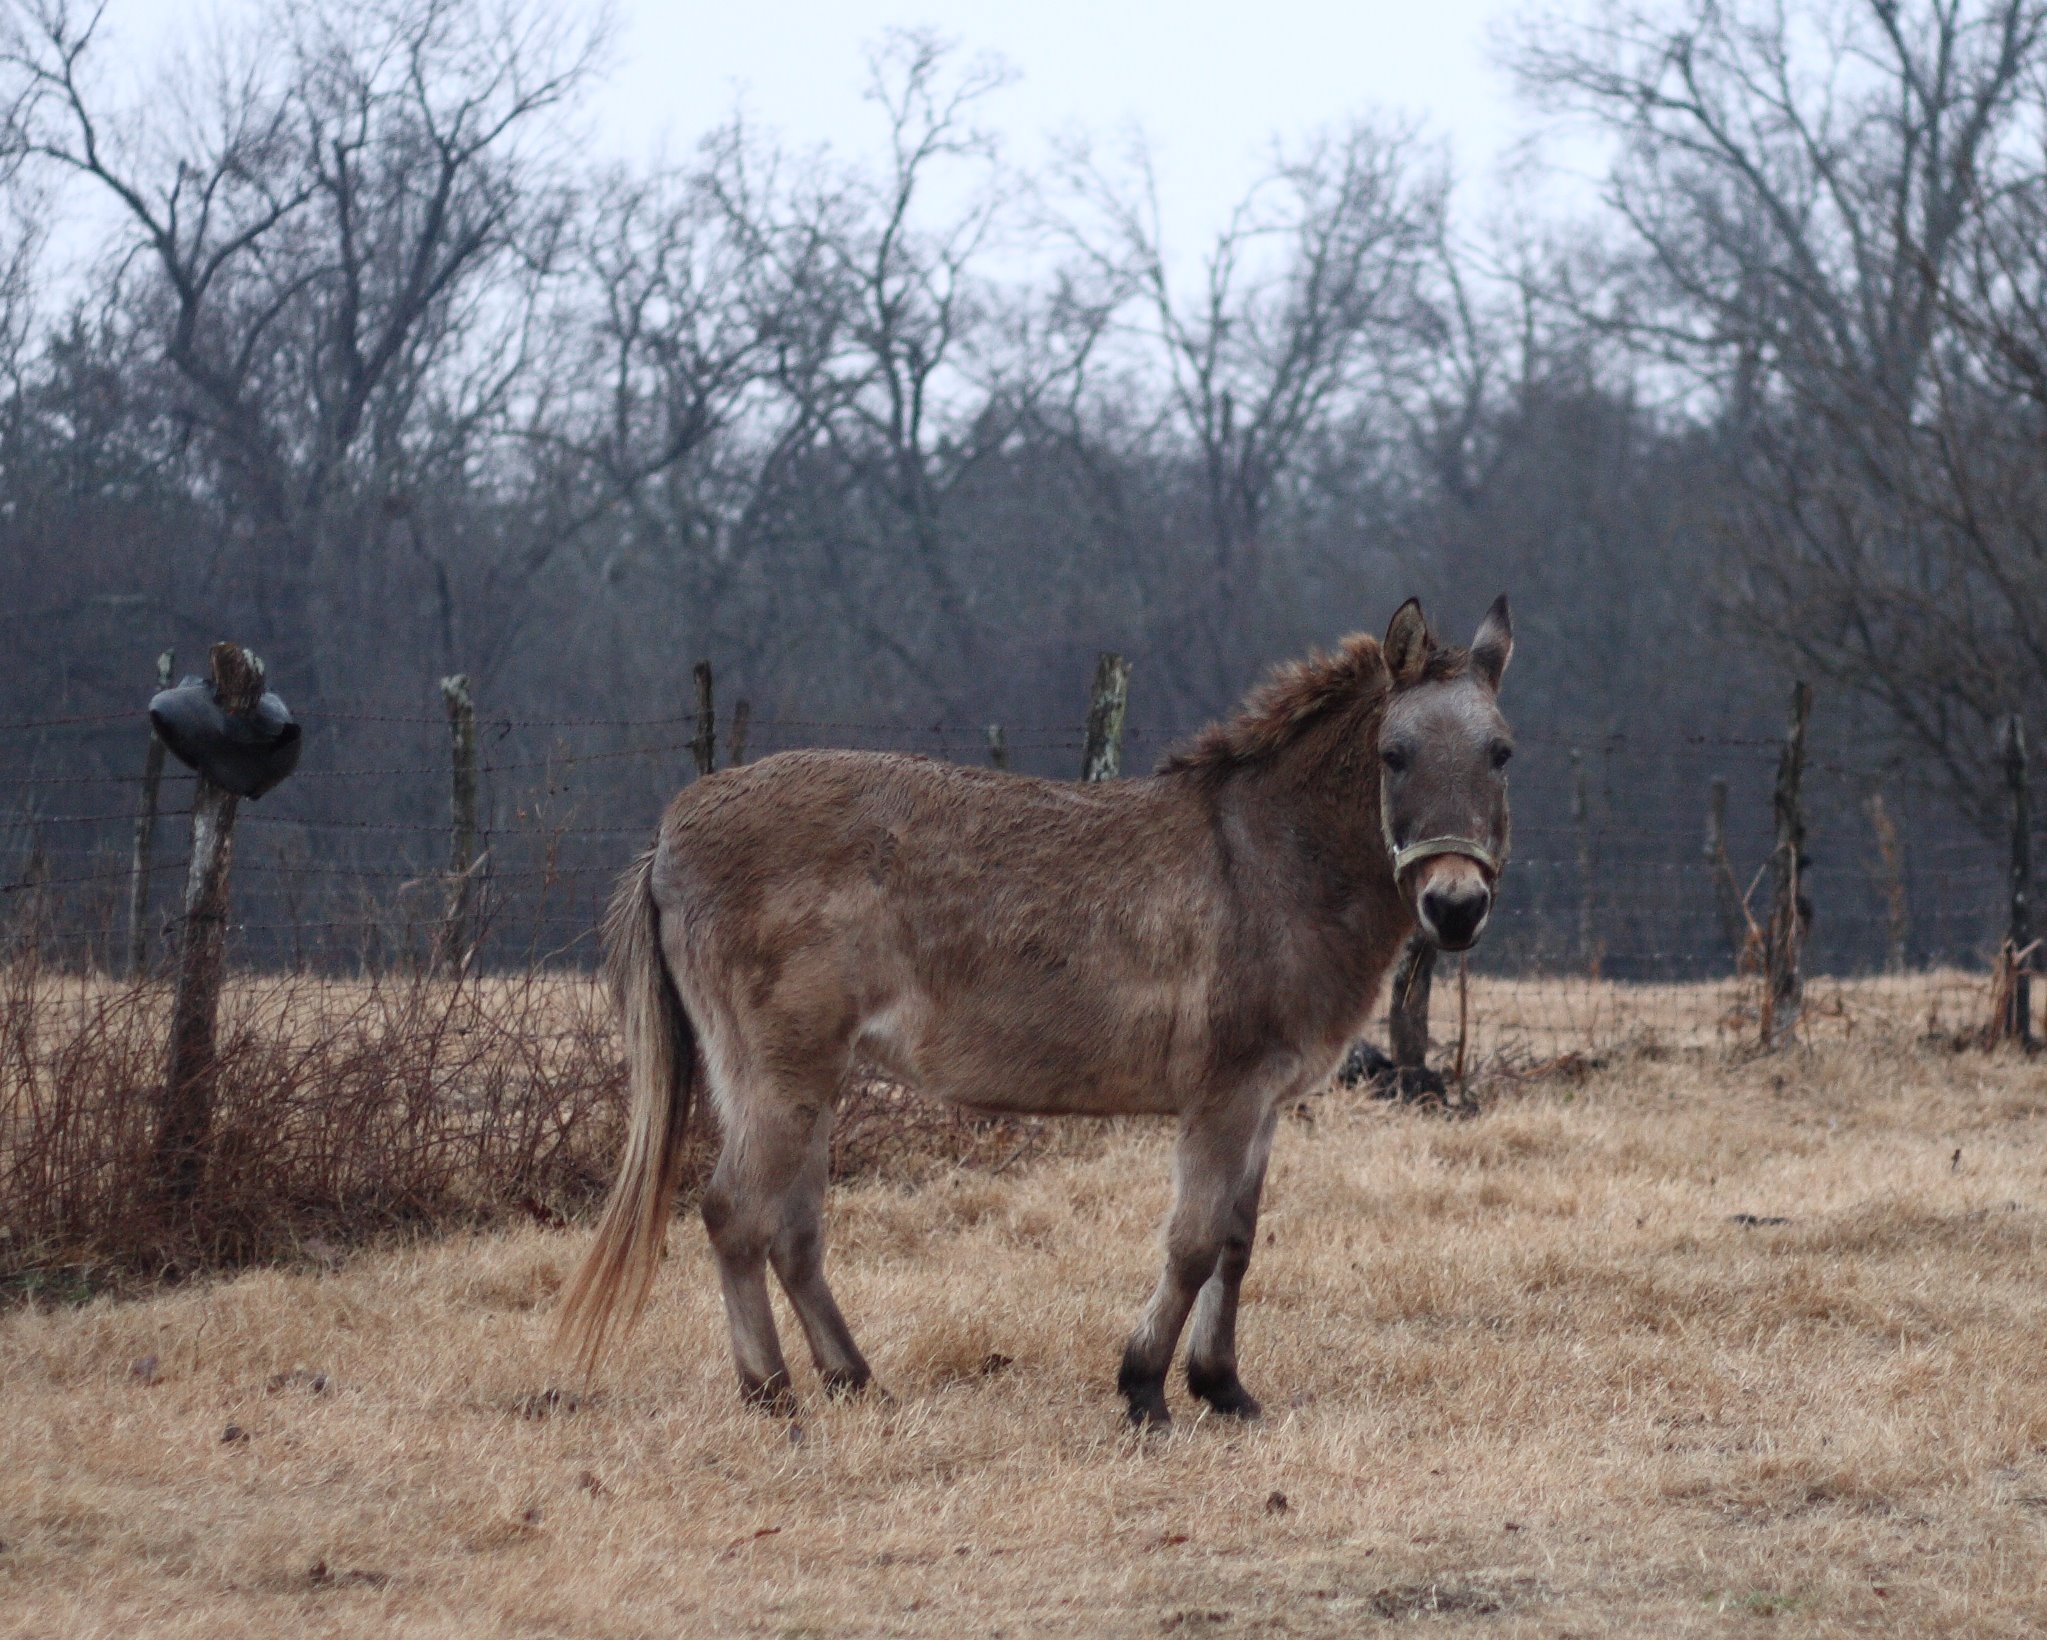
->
<box><xmin>1375</xmin><ymin>595</ymin><xmax>1514</xmax><ymax>952</ymax></box>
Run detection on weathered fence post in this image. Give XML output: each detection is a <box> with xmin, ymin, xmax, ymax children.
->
<box><xmin>2000</xmin><ymin>715</ymin><xmax>2033</xmax><ymax>1046</ymax></box>
<box><xmin>126</xmin><ymin>646</ymin><xmax>174</xmax><ymax>976</ymax></box>
<box><xmin>12</xmin><ymin>833</ymin><xmax>49</xmax><ymax>943</ymax></box>
<box><xmin>691</xmin><ymin>661</ymin><xmax>716</xmax><ymax>778</ymax></box>
<box><xmin>1388</xmin><ymin>931</ymin><xmax>1437</xmax><ymax>1096</ymax></box>
<box><xmin>1572</xmin><ymin>749</ymin><xmax>1597</xmax><ymax>975</ymax></box>
<box><xmin>1452</xmin><ymin>954</ymin><xmax>1471</xmax><ymax>1089</ymax></box>
<box><xmin>439</xmin><ymin>674</ymin><xmax>479</xmax><ymax>965</ymax></box>
<box><xmin>1761</xmin><ymin>680</ymin><xmax>1811</xmax><ymax>1050</ymax></box>
<box><xmin>1080</xmin><ymin>652</ymin><xmax>1130</xmax><ymax>782</ymax></box>
<box><xmin>986</xmin><ymin>724</ymin><xmax>1009</xmax><ymax>770</ymax></box>
<box><xmin>1703</xmin><ymin>776</ymin><xmax>1745</xmax><ymax>967</ymax></box>
<box><xmin>728</xmin><ymin>699</ymin><xmax>752</xmax><ymax>768</ymax></box>
<box><xmin>1863</xmin><ymin>789</ymin><xmax>1908</xmax><ymax>975</ymax></box>
<box><xmin>152</xmin><ymin>642</ymin><xmax>264</xmax><ymax>1209</ymax></box>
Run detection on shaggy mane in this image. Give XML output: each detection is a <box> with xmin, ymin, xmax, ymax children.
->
<box><xmin>1159</xmin><ymin>634</ymin><xmax>1470</xmax><ymax>778</ymax></box>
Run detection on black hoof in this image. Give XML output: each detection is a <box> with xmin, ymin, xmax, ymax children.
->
<box><xmin>1118</xmin><ymin>1348</ymin><xmax>1173</xmax><ymax>1429</ymax></box>
<box><xmin>821</xmin><ymin>1366</ymin><xmax>876</xmax><ymax>1400</ymax></box>
<box><xmin>1187</xmin><ymin>1362</ymin><xmax>1263</xmax><ymax>1420</ymax></box>
<box><xmin>741</xmin><ymin>1374</ymin><xmax>798</xmax><ymax>1418</ymax></box>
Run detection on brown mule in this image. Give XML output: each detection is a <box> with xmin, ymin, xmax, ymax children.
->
<box><xmin>556</xmin><ymin>596</ymin><xmax>1516</xmax><ymax>1426</ymax></box>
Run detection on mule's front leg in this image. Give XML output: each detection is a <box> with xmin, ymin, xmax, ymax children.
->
<box><xmin>1185</xmin><ymin>1102</ymin><xmax>1280</xmax><ymax>1419</ymax></box>
<box><xmin>1119</xmin><ymin>1107</ymin><xmax>1267</xmax><ymax>1428</ymax></box>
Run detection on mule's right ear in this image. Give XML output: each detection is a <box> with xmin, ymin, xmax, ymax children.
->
<box><xmin>1384</xmin><ymin>599</ymin><xmax>1431</xmax><ymax>684</ymax></box>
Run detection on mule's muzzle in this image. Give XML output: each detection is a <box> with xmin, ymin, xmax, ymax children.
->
<box><xmin>1418</xmin><ymin>878</ymin><xmax>1493</xmax><ymax>951</ymax></box>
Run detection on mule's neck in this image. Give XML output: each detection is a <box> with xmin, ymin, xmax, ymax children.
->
<box><xmin>1205</xmin><ymin>709</ymin><xmax>1409</xmax><ymax>931</ymax></box>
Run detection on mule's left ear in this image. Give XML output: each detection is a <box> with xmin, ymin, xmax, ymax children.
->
<box><xmin>1470</xmin><ymin>594</ymin><xmax>1512</xmax><ymax>691</ymax></box>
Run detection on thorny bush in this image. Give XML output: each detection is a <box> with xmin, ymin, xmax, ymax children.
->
<box><xmin>0</xmin><ymin>941</ymin><xmax>1058</xmax><ymax>1293</ymax></box>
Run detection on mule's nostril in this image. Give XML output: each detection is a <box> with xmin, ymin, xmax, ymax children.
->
<box><xmin>1420</xmin><ymin>887</ymin><xmax>1491</xmax><ymax>948</ymax></box>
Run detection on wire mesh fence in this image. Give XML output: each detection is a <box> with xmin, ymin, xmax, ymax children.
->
<box><xmin>0</xmin><ymin>679</ymin><xmax>2029</xmax><ymax>1055</ymax></box>
<box><xmin>3</xmin><ymin>671</ymin><xmax>2034</xmax><ymax>1279</ymax></box>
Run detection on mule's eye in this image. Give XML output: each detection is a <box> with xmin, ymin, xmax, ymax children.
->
<box><xmin>1381</xmin><ymin>745</ymin><xmax>1410</xmax><ymax>774</ymax></box>
<box><xmin>1491</xmin><ymin>741</ymin><xmax>1513</xmax><ymax>770</ymax></box>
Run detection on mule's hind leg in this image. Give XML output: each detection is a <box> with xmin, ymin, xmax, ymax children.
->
<box><xmin>1118</xmin><ymin>1103</ymin><xmax>1271</xmax><ymax>1428</ymax></box>
<box><xmin>769</xmin><ymin>1105</ymin><xmax>874</xmax><ymax>1397</ymax></box>
<box><xmin>701</xmin><ymin>1093</ymin><xmax>830</xmax><ymax>1415</ymax></box>
<box><xmin>1184</xmin><ymin>1102</ymin><xmax>1281</xmax><ymax>1419</ymax></box>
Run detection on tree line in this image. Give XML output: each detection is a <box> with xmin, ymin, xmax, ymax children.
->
<box><xmin>4</xmin><ymin>0</ymin><xmax>2044</xmax><ymax>969</ymax></box>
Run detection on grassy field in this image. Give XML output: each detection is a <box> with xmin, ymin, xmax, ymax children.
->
<box><xmin>5</xmin><ymin>977</ymin><xmax>2047</xmax><ymax>1636</ymax></box>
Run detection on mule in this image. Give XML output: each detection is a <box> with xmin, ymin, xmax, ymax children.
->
<box><xmin>556</xmin><ymin>596</ymin><xmax>1515</xmax><ymax>1426</ymax></box>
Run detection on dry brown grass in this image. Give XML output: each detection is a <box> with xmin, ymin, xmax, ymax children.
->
<box><xmin>5</xmin><ymin>974</ymin><xmax>2047</xmax><ymax>1636</ymax></box>
<box><xmin>1451</xmin><ymin>968</ymin><xmax>1999</xmax><ymax>1061</ymax></box>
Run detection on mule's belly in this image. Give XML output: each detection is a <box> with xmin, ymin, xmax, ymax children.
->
<box><xmin>853</xmin><ymin>980</ymin><xmax>1203</xmax><ymax>1118</ymax></box>
<box><xmin>925</xmin><ymin>1058</ymin><xmax>1189</xmax><ymax>1118</ymax></box>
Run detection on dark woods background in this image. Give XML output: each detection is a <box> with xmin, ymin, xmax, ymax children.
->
<box><xmin>4</xmin><ymin>0</ymin><xmax>2041</xmax><ymax>978</ymax></box>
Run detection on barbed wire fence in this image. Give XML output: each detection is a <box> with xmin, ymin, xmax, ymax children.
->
<box><xmin>1</xmin><ymin>655</ymin><xmax>2034</xmax><ymax>1073</ymax></box>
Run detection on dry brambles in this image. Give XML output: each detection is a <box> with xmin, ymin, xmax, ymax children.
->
<box><xmin>4</xmin><ymin>972</ymin><xmax>2047</xmax><ymax>1636</ymax></box>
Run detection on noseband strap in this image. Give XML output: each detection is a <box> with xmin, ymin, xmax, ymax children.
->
<box><xmin>1378</xmin><ymin>767</ymin><xmax>1504</xmax><ymax>881</ymax></box>
<box><xmin>1389</xmin><ymin>835</ymin><xmax>1501</xmax><ymax>878</ymax></box>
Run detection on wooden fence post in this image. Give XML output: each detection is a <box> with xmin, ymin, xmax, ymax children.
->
<box><xmin>152</xmin><ymin>642</ymin><xmax>264</xmax><ymax>1209</ymax></box>
<box><xmin>986</xmin><ymin>724</ymin><xmax>1009</xmax><ymax>770</ymax></box>
<box><xmin>126</xmin><ymin>646</ymin><xmax>174</xmax><ymax>976</ymax></box>
<box><xmin>12</xmin><ymin>833</ymin><xmax>48</xmax><ymax>943</ymax></box>
<box><xmin>2000</xmin><ymin>715</ymin><xmax>2033</xmax><ymax>1046</ymax></box>
<box><xmin>1572</xmin><ymin>749</ymin><xmax>1598</xmax><ymax>976</ymax></box>
<box><xmin>691</xmin><ymin>661</ymin><xmax>716</xmax><ymax>778</ymax></box>
<box><xmin>1452</xmin><ymin>954</ymin><xmax>1471</xmax><ymax>1088</ymax></box>
<box><xmin>1080</xmin><ymin>652</ymin><xmax>1130</xmax><ymax>782</ymax></box>
<box><xmin>728</xmin><ymin>699</ymin><xmax>752</xmax><ymax>768</ymax></box>
<box><xmin>439</xmin><ymin>674</ymin><xmax>479</xmax><ymax>966</ymax></box>
<box><xmin>1705</xmin><ymin>775</ymin><xmax>1745</xmax><ymax>966</ymax></box>
<box><xmin>1388</xmin><ymin>931</ymin><xmax>1437</xmax><ymax>1096</ymax></box>
<box><xmin>1762</xmin><ymin>680</ymin><xmax>1811</xmax><ymax>1049</ymax></box>
<box><xmin>1863</xmin><ymin>789</ymin><xmax>1908</xmax><ymax>975</ymax></box>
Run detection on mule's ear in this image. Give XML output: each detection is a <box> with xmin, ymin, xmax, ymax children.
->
<box><xmin>1384</xmin><ymin>598</ymin><xmax>1431</xmax><ymax>684</ymax></box>
<box><xmin>1470</xmin><ymin>594</ymin><xmax>1513</xmax><ymax>691</ymax></box>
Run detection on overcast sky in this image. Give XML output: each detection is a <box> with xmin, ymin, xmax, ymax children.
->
<box><xmin>602</xmin><ymin>0</ymin><xmax>1536</xmax><ymax>238</ymax></box>
<box><xmin>132</xmin><ymin>0</ymin><xmax>1539</xmax><ymax>203</ymax></box>
<box><xmin>91</xmin><ymin>0</ymin><xmax>1567</xmax><ymax>276</ymax></box>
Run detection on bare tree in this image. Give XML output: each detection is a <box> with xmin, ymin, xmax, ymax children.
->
<box><xmin>1063</xmin><ymin>119</ymin><xmax>1445</xmax><ymax>704</ymax></box>
<box><xmin>750</xmin><ymin>31</ymin><xmax>1023</xmax><ymax>705</ymax></box>
<box><xmin>1515</xmin><ymin>0</ymin><xmax>2047</xmax><ymax>823</ymax></box>
<box><xmin>1</xmin><ymin>0</ymin><xmax>602</xmax><ymax>690</ymax></box>
<box><xmin>464</xmin><ymin>154</ymin><xmax>780</xmax><ymax>690</ymax></box>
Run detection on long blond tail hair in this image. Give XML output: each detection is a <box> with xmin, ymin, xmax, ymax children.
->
<box><xmin>554</xmin><ymin>847</ymin><xmax>695</xmax><ymax>1376</ymax></box>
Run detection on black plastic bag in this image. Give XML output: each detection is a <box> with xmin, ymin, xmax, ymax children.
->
<box><xmin>148</xmin><ymin>675</ymin><xmax>302</xmax><ymax>799</ymax></box>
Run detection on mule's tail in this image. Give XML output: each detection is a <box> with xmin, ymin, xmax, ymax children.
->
<box><xmin>554</xmin><ymin>845</ymin><xmax>696</xmax><ymax>1377</ymax></box>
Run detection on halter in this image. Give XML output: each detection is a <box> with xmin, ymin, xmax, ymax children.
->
<box><xmin>1389</xmin><ymin>835</ymin><xmax>1502</xmax><ymax>878</ymax></box>
<box><xmin>1379</xmin><ymin>778</ymin><xmax>1504</xmax><ymax>881</ymax></box>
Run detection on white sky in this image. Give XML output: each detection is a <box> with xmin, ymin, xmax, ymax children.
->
<box><xmin>97</xmin><ymin>0</ymin><xmax>1544</xmax><ymax>255</ymax></box>
<box><xmin>602</xmin><ymin>0</ymin><xmax>1537</xmax><ymax>239</ymax></box>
